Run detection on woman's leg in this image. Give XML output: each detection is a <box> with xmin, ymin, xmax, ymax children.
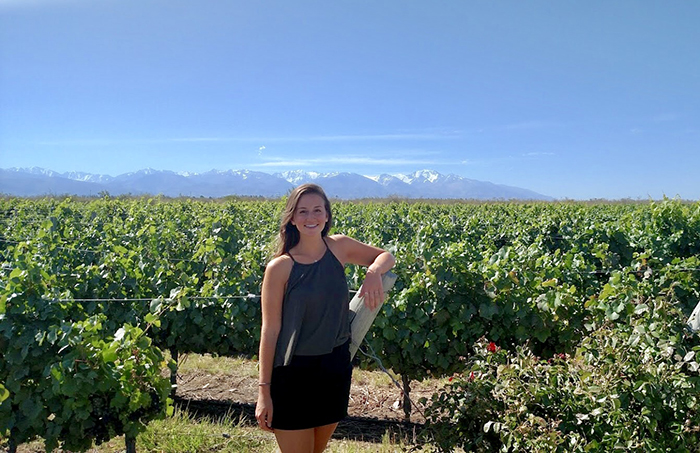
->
<box><xmin>274</xmin><ymin>428</ymin><xmax>314</xmax><ymax>453</ymax></box>
<box><xmin>273</xmin><ymin>422</ymin><xmax>339</xmax><ymax>453</ymax></box>
<box><xmin>312</xmin><ymin>422</ymin><xmax>339</xmax><ymax>453</ymax></box>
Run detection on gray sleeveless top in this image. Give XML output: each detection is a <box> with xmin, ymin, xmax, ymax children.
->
<box><xmin>273</xmin><ymin>241</ymin><xmax>350</xmax><ymax>368</ymax></box>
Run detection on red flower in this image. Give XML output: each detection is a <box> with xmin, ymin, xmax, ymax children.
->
<box><xmin>449</xmin><ymin>376</ymin><xmax>454</xmax><ymax>382</ymax></box>
<box><xmin>468</xmin><ymin>371</ymin><xmax>475</xmax><ymax>382</ymax></box>
<box><xmin>487</xmin><ymin>342</ymin><xmax>497</xmax><ymax>353</ymax></box>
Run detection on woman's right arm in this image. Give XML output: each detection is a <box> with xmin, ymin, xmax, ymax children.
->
<box><xmin>255</xmin><ymin>256</ymin><xmax>290</xmax><ymax>432</ymax></box>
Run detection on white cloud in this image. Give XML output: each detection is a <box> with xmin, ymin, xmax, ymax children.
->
<box><xmin>502</xmin><ymin>120</ymin><xmax>565</xmax><ymax>131</ymax></box>
<box><xmin>36</xmin><ymin>138</ymin><xmax>118</xmax><ymax>146</ymax></box>
<box><xmin>34</xmin><ymin>131</ymin><xmax>460</xmax><ymax>147</ymax></box>
<box><xmin>298</xmin><ymin>133</ymin><xmax>459</xmax><ymax>141</ymax></box>
<box><xmin>253</xmin><ymin>154</ymin><xmax>443</xmax><ymax>168</ymax></box>
<box><xmin>461</xmin><ymin>153</ymin><xmax>555</xmax><ymax>166</ymax></box>
<box><xmin>0</xmin><ymin>0</ymin><xmax>82</xmax><ymax>9</ymax></box>
<box><xmin>168</xmin><ymin>137</ymin><xmax>228</xmax><ymax>142</ymax></box>
<box><xmin>170</xmin><ymin>131</ymin><xmax>459</xmax><ymax>143</ymax></box>
<box><xmin>652</xmin><ymin>113</ymin><xmax>679</xmax><ymax>123</ymax></box>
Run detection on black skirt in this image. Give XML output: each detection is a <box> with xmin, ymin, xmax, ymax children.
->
<box><xmin>270</xmin><ymin>340</ymin><xmax>352</xmax><ymax>430</ymax></box>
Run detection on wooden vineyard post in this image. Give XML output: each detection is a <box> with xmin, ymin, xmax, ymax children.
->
<box><xmin>348</xmin><ymin>272</ymin><xmax>397</xmax><ymax>360</ymax></box>
<box><xmin>402</xmin><ymin>374</ymin><xmax>412</xmax><ymax>422</ymax></box>
<box><xmin>125</xmin><ymin>434</ymin><xmax>136</xmax><ymax>453</ymax></box>
<box><xmin>170</xmin><ymin>348</ymin><xmax>179</xmax><ymax>398</ymax></box>
<box><xmin>8</xmin><ymin>432</ymin><xmax>17</xmax><ymax>453</ymax></box>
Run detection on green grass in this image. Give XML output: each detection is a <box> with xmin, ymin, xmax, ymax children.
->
<box><xmin>1</xmin><ymin>409</ymin><xmax>269</xmax><ymax>453</ymax></box>
<box><xmin>137</xmin><ymin>408</ymin><xmax>269</xmax><ymax>452</ymax></box>
<box><xmin>3</xmin><ymin>408</ymin><xmax>426</xmax><ymax>452</ymax></box>
<box><xmin>352</xmin><ymin>366</ymin><xmax>397</xmax><ymax>388</ymax></box>
<box><xmin>173</xmin><ymin>352</ymin><xmax>259</xmax><ymax>378</ymax></box>
<box><xmin>172</xmin><ymin>351</ymin><xmax>402</xmax><ymax>389</ymax></box>
<box><xmin>3</xmin><ymin>352</ymin><xmax>436</xmax><ymax>452</ymax></box>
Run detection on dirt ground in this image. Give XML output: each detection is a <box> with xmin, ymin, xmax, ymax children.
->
<box><xmin>6</xmin><ymin>360</ymin><xmax>439</xmax><ymax>451</ymax></box>
<box><xmin>174</xmin><ymin>364</ymin><xmax>438</xmax><ymax>442</ymax></box>
<box><xmin>176</xmin><ymin>368</ymin><xmax>433</xmax><ymax>423</ymax></box>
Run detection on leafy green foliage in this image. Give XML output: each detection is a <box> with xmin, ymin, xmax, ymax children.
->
<box><xmin>0</xmin><ymin>240</ymin><xmax>172</xmax><ymax>451</ymax></box>
<box><xmin>423</xmin><ymin>283</ymin><xmax>700</xmax><ymax>452</ymax></box>
<box><xmin>1</xmin><ymin>197</ymin><xmax>699</xmax><ymax>450</ymax></box>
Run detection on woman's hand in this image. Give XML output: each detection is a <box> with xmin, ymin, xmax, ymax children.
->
<box><xmin>331</xmin><ymin>236</ymin><xmax>395</xmax><ymax>310</ymax></box>
<box><xmin>359</xmin><ymin>269</ymin><xmax>385</xmax><ymax>311</ymax></box>
<box><xmin>255</xmin><ymin>392</ymin><xmax>274</xmax><ymax>432</ymax></box>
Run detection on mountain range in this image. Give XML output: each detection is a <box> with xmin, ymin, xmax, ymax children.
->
<box><xmin>0</xmin><ymin>167</ymin><xmax>553</xmax><ymax>200</ymax></box>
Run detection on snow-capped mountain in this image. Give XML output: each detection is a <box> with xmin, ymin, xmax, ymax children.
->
<box><xmin>0</xmin><ymin>167</ymin><xmax>553</xmax><ymax>200</ymax></box>
<box><xmin>397</xmin><ymin>169</ymin><xmax>443</xmax><ymax>184</ymax></box>
<box><xmin>369</xmin><ymin>174</ymin><xmax>414</xmax><ymax>196</ymax></box>
<box><xmin>189</xmin><ymin>170</ymin><xmax>292</xmax><ymax>197</ymax></box>
<box><xmin>62</xmin><ymin>171</ymin><xmax>114</xmax><ymax>183</ymax></box>
<box><xmin>275</xmin><ymin>170</ymin><xmax>323</xmax><ymax>185</ymax></box>
<box><xmin>8</xmin><ymin>167</ymin><xmax>63</xmax><ymax>178</ymax></box>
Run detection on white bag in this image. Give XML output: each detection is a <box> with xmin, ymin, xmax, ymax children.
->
<box><xmin>689</xmin><ymin>299</ymin><xmax>700</xmax><ymax>333</ymax></box>
<box><xmin>348</xmin><ymin>271</ymin><xmax>397</xmax><ymax>359</ymax></box>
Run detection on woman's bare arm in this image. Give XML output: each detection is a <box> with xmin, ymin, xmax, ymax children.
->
<box><xmin>330</xmin><ymin>235</ymin><xmax>396</xmax><ymax>310</ymax></box>
<box><xmin>255</xmin><ymin>256</ymin><xmax>292</xmax><ymax>432</ymax></box>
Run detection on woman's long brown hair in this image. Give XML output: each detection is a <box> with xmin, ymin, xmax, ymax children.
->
<box><xmin>274</xmin><ymin>184</ymin><xmax>333</xmax><ymax>257</ymax></box>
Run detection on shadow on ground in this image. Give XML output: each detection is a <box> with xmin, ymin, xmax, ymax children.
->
<box><xmin>173</xmin><ymin>396</ymin><xmax>426</xmax><ymax>444</ymax></box>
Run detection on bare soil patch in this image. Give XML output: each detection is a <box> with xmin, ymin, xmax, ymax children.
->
<box><xmin>173</xmin><ymin>357</ymin><xmax>440</xmax><ymax>443</ymax></box>
<box><xmin>7</xmin><ymin>357</ymin><xmax>440</xmax><ymax>451</ymax></box>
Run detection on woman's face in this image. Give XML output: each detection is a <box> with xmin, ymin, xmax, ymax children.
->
<box><xmin>291</xmin><ymin>193</ymin><xmax>328</xmax><ymax>236</ymax></box>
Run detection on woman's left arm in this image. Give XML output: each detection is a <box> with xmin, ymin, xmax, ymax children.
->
<box><xmin>334</xmin><ymin>235</ymin><xmax>396</xmax><ymax>310</ymax></box>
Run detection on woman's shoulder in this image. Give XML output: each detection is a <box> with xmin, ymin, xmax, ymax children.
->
<box><xmin>264</xmin><ymin>254</ymin><xmax>294</xmax><ymax>279</ymax></box>
<box><xmin>328</xmin><ymin>233</ymin><xmax>366</xmax><ymax>248</ymax></box>
<box><xmin>325</xmin><ymin>234</ymin><xmax>350</xmax><ymax>251</ymax></box>
<box><xmin>325</xmin><ymin>234</ymin><xmax>353</xmax><ymax>263</ymax></box>
<box><xmin>326</xmin><ymin>233</ymin><xmax>350</xmax><ymax>244</ymax></box>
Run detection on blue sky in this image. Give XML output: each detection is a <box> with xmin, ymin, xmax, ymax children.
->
<box><xmin>1</xmin><ymin>0</ymin><xmax>698</xmax><ymax>200</ymax></box>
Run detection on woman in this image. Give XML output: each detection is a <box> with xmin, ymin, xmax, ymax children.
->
<box><xmin>255</xmin><ymin>183</ymin><xmax>395</xmax><ymax>452</ymax></box>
